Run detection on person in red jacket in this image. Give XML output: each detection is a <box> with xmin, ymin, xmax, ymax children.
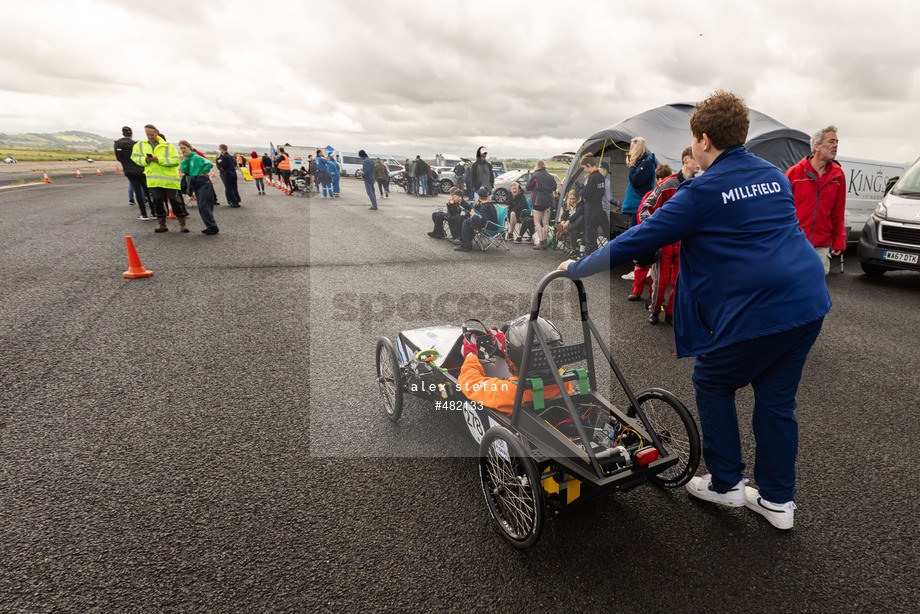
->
<box><xmin>644</xmin><ymin>147</ymin><xmax>700</xmax><ymax>325</ymax></box>
<box><xmin>785</xmin><ymin>126</ymin><xmax>846</xmax><ymax>275</ymax></box>
<box><xmin>458</xmin><ymin>316</ymin><xmax>571</xmax><ymax>416</ymax></box>
<box><xmin>628</xmin><ymin>164</ymin><xmax>673</xmax><ymax>303</ymax></box>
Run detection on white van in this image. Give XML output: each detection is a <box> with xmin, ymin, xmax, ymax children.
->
<box><xmin>281</xmin><ymin>146</ymin><xmax>323</xmax><ymax>173</ymax></box>
<box><xmin>856</xmin><ymin>156</ymin><xmax>920</xmax><ymax>276</ymax></box>
<box><xmin>836</xmin><ymin>156</ymin><xmax>909</xmax><ymax>242</ymax></box>
<box><xmin>334</xmin><ymin>152</ymin><xmax>403</xmax><ymax>178</ymax></box>
<box><xmin>332</xmin><ymin>152</ymin><xmax>360</xmax><ymax>176</ymax></box>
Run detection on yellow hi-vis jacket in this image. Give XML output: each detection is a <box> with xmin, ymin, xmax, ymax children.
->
<box><xmin>131</xmin><ymin>136</ymin><xmax>182</xmax><ymax>190</ymax></box>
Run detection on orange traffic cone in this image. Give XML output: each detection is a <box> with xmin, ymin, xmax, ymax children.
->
<box><xmin>76</xmin><ymin>169</ymin><xmax>83</xmax><ymax>178</ymax></box>
<box><xmin>42</xmin><ymin>171</ymin><xmax>52</xmax><ymax>183</ymax></box>
<box><xmin>166</xmin><ymin>205</ymin><xmax>177</xmax><ymax>219</ymax></box>
<box><xmin>122</xmin><ymin>236</ymin><xmax>153</xmax><ymax>278</ymax></box>
<box><xmin>96</xmin><ymin>168</ymin><xmax>103</xmax><ymax>176</ymax></box>
<box><xmin>115</xmin><ymin>165</ymin><xmax>120</xmax><ymax>173</ymax></box>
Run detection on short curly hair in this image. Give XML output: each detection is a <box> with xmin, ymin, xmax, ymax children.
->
<box><xmin>689</xmin><ymin>90</ymin><xmax>749</xmax><ymax>150</ymax></box>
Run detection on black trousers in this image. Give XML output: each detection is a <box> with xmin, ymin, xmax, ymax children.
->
<box><xmin>126</xmin><ymin>174</ymin><xmax>149</xmax><ymax>216</ymax></box>
<box><xmin>148</xmin><ymin>187</ymin><xmax>188</xmax><ymax>218</ymax></box>
<box><xmin>460</xmin><ymin>215</ymin><xmax>488</xmax><ymax>249</ymax></box>
<box><xmin>431</xmin><ymin>211</ymin><xmax>451</xmax><ymax>236</ymax></box>
<box><xmin>584</xmin><ymin>200</ymin><xmax>600</xmax><ymax>254</ymax></box>
<box><xmin>221</xmin><ymin>172</ymin><xmax>241</xmax><ymax>205</ymax></box>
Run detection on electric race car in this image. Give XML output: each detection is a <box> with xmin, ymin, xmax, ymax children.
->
<box><xmin>375</xmin><ymin>270</ymin><xmax>701</xmax><ymax>548</ymax></box>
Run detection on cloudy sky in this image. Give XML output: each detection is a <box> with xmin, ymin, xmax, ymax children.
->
<box><xmin>3</xmin><ymin>0</ymin><xmax>919</xmax><ymax>163</ymax></box>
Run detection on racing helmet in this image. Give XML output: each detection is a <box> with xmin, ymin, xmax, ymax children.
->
<box><xmin>501</xmin><ymin>315</ymin><xmax>563</xmax><ymax>375</ymax></box>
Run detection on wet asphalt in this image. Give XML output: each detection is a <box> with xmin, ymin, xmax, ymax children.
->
<box><xmin>1</xmin><ymin>174</ymin><xmax>918</xmax><ymax>612</ymax></box>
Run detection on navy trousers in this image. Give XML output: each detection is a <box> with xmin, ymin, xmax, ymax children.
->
<box><xmin>364</xmin><ymin>179</ymin><xmax>378</xmax><ymax>209</ymax></box>
<box><xmin>190</xmin><ymin>175</ymin><xmax>218</xmax><ymax>231</ymax></box>
<box><xmin>221</xmin><ymin>172</ymin><xmax>241</xmax><ymax>206</ymax></box>
<box><xmin>691</xmin><ymin>317</ymin><xmax>824</xmax><ymax>504</ymax></box>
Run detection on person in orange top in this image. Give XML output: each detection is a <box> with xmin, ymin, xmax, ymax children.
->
<box><xmin>458</xmin><ymin>315</ymin><xmax>571</xmax><ymax>416</ymax></box>
<box><xmin>247</xmin><ymin>151</ymin><xmax>265</xmax><ymax>195</ymax></box>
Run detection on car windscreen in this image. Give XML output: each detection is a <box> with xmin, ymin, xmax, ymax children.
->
<box><xmin>892</xmin><ymin>158</ymin><xmax>920</xmax><ymax>197</ymax></box>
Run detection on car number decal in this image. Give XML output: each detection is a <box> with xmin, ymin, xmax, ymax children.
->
<box><xmin>463</xmin><ymin>402</ymin><xmax>485</xmax><ymax>444</ymax></box>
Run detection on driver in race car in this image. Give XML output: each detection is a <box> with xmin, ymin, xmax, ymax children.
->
<box><xmin>458</xmin><ymin>315</ymin><xmax>572</xmax><ymax>416</ymax></box>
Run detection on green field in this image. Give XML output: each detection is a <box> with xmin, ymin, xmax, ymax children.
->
<box><xmin>2</xmin><ymin>148</ymin><xmax>117</xmax><ymax>162</ymax></box>
<box><xmin>503</xmin><ymin>159</ymin><xmax>571</xmax><ymax>177</ymax></box>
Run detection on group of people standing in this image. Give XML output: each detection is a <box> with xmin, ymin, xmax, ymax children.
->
<box><xmin>115</xmin><ymin>125</ymin><xmax>281</xmax><ymax>236</ymax></box>
<box><xmin>114</xmin><ymin>124</ymin><xmax>211</xmax><ymax>234</ymax></box>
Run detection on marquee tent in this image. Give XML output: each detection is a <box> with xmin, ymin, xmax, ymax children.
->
<box><xmin>559</xmin><ymin>103</ymin><xmax>811</xmax><ymax>220</ymax></box>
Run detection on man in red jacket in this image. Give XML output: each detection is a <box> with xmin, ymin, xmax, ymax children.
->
<box><xmin>786</xmin><ymin>126</ymin><xmax>846</xmax><ymax>275</ymax></box>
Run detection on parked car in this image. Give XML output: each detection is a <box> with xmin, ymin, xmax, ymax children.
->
<box><xmin>3</xmin><ymin>156</ymin><xmax>17</xmax><ymax>164</ymax></box>
<box><xmin>433</xmin><ymin>165</ymin><xmax>462</xmax><ymax>193</ymax></box>
<box><xmin>491</xmin><ymin>169</ymin><xmax>561</xmax><ymax>204</ymax></box>
<box><xmin>857</xmin><ymin>156</ymin><xmax>920</xmax><ymax>276</ymax></box>
<box><xmin>837</xmin><ymin>156</ymin><xmax>909</xmax><ymax>242</ymax></box>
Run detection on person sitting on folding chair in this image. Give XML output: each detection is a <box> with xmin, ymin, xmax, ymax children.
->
<box><xmin>455</xmin><ymin>188</ymin><xmax>497</xmax><ymax>252</ymax></box>
<box><xmin>556</xmin><ymin>190</ymin><xmax>585</xmax><ymax>256</ymax></box>
<box><xmin>429</xmin><ymin>187</ymin><xmax>468</xmax><ymax>240</ymax></box>
<box><xmin>505</xmin><ymin>181</ymin><xmax>530</xmax><ymax>243</ymax></box>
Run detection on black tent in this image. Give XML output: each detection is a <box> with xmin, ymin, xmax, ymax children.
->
<box><xmin>560</xmin><ymin>103</ymin><xmax>810</xmax><ymax>222</ymax></box>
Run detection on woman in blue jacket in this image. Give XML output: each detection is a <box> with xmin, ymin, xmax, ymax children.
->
<box><xmin>622</xmin><ymin>136</ymin><xmax>657</xmax><ymax>227</ymax></box>
<box><xmin>314</xmin><ymin>151</ymin><xmax>333</xmax><ymax>198</ymax></box>
<box><xmin>558</xmin><ymin>91</ymin><xmax>830</xmax><ymax>531</ymax></box>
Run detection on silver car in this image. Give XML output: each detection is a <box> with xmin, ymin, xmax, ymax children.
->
<box><xmin>857</xmin><ymin>156</ymin><xmax>920</xmax><ymax>276</ymax></box>
<box><xmin>491</xmin><ymin>169</ymin><xmax>561</xmax><ymax>204</ymax></box>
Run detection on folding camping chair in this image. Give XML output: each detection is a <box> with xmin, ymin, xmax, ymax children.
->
<box><xmin>504</xmin><ymin>196</ymin><xmax>533</xmax><ymax>243</ymax></box>
<box><xmin>472</xmin><ymin>205</ymin><xmax>510</xmax><ymax>251</ymax></box>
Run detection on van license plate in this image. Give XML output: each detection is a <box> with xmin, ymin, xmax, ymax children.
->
<box><xmin>883</xmin><ymin>251</ymin><xmax>919</xmax><ymax>264</ymax></box>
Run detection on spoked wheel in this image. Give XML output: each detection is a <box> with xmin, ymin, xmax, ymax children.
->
<box><xmin>630</xmin><ymin>389</ymin><xmax>701</xmax><ymax>488</ymax></box>
<box><xmin>478</xmin><ymin>426</ymin><xmax>544</xmax><ymax>549</ymax></box>
<box><xmin>375</xmin><ymin>337</ymin><xmax>403</xmax><ymax>422</ymax></box>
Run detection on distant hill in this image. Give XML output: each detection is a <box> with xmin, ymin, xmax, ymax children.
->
<box><xmin>0</xmin><ymin>131</ymin><xmax>257</xmax><ymax>154</ymax></box>
<box><xmin>0</xmin><ymin>131</ymin><xmax>115</xmax><ymax>152</ymax></box>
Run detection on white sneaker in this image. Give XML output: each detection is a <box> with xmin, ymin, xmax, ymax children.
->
<box><xmin>745</xmin><ymin>486</ymin><xmax>796</xmax><ymax>530</ymax></box>
<box><xmin>685</xmin><ymin>474</ymin><xmax>748</xmax><ymax>507</ymax></box>
<box><xmin>138</xmin><ymin>215</ymin><xmax>151</xmax><ymax>221</ymax></box>
<box><xmin>621</xmin><ymin>270</ymin><xmax>635</xmax><ymax>280</ymax></box>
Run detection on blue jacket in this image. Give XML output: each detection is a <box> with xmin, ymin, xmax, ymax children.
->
<box><xmin>361</xmin><ymin>157</ymin><xmax>375</xmax><ymax>183</ymax></box>
<box><xmin>568</xmin><ymin>147</ymin><xmax>831</xmax><ymax>357</ymax></box>
<box><xmin>622</xmin><ymin>153</ymin><xmax>657</xmax><ymax>213</ymax></box>
<box><xmin>314</xmin><ymin>156</ymin><xmax>332</xmax><ymax>183</ymax></box>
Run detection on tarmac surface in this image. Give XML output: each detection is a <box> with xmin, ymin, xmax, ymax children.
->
<box><xmin>1</xmin><ymin>173</ymin><xmax>919</xmax><ymax>612</ymax></box>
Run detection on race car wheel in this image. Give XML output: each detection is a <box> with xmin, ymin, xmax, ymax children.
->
<box><xmin>630</xmin><ymin>389</ymin><xmax>700</xmax><ymax>488</ymax></box>
<box><xmin>479</xmin><ymin>426</ymin><xmax>544</xmax><ymax>549</ymax></box>
<box><xmin>376</xmin><ymin>337</ymin><xmax>404</xmax><ymax>422</ymax></box>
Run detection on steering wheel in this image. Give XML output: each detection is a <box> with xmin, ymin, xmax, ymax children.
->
<box><xmin>462</xmin><ymin>319</ymin><xmax>499</xmax><ymax>359</ymax></box>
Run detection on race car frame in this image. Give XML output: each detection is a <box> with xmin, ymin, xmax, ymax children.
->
<box><xmin>375</xmin><ymin>270</ymin><xmax>701</xmax><ymax>548</ymax></box>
